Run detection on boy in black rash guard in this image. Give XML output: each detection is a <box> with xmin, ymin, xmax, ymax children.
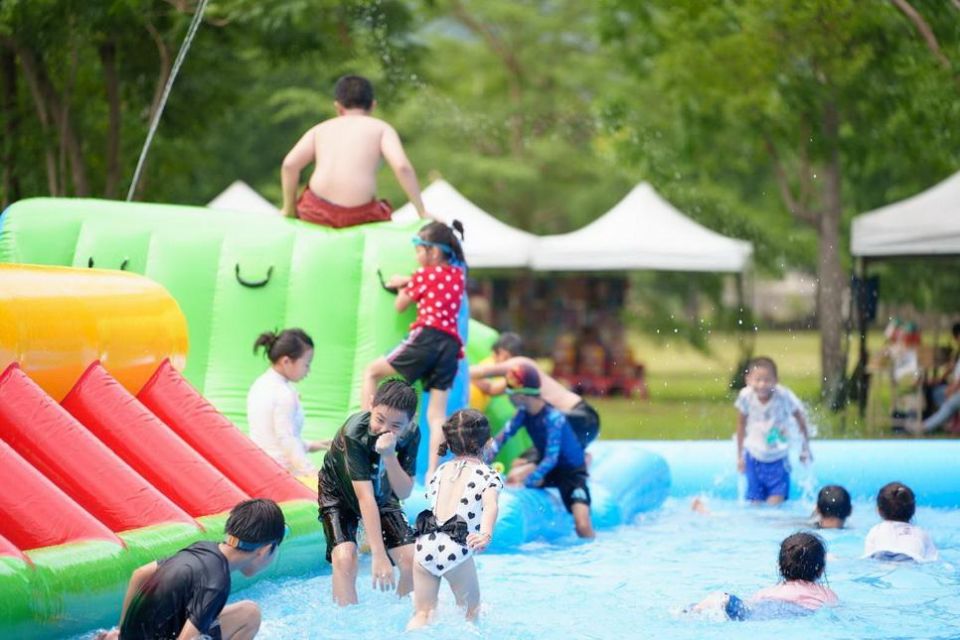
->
<box><xmin>319</xmin><ymin>378</ymin><xmax>420</xmax><ymax>606</ymax></box>
<box><xmin>97</xmin><ymin>499</ymin><xmax>287</xmax><ymax>640</ymax></box>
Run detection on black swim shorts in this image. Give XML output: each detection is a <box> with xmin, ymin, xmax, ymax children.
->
<box><xmin>564</xmin><ymin>401</ymin><xmax>601</xmax><ymax>449</ymax></box>
<box><xmin>387</xmin><ymin>327</ymin><xmax>460</xmax><ymax>391</ymax></box>
<box><xmin>319</xmin><ymin>506</ymin><xmax>415</xmax><ymax>563</ymax></box>
<box><xmin>543</xmin><ymin>465</ymin><xmax>591</xmax><ymax>513</ymax></box>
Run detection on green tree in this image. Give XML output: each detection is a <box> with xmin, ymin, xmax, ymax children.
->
<box><xmin>601</xmin><ymin>0</ymin><xmax>960</xmax><ymax>400</ymax></box>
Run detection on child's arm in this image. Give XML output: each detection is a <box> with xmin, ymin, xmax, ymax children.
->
<box><xmin>473</xmin><ymin>378</ymin><xmax>507</xmax><ymax>396</ymax></box>
<box><xmin>524</xmin><ymin>414</ymin><xmax>564</xmax><ymax>487</ymax></box>
<box><xmin>352</xmin><ymin>480</ymin><xmax>396</xmax><ymax>591</ymax></box>
<box><xmin>484</xmin><ymin>412</ymin><xmax>523</xmax><ymax>462</ymax></box>
<box><xmin>376</xmin><ymin>432</ymin><xmax>414</xmax><ymax>499</ymax></box>
<box><xmin>467</xmin><ymin>488</ymin><xmax>500</xmax><ymax>552</ymax></box>
<box><xmin>176</xmin><ymin>620</ymin><xmax>204</xmax><ymax>640</ymax></box>
<box><xmin>793</xmin><ymin>409</ymin><xmax>812</xmax><ymax>463</ymax></box>
<box><xmin>395</xmin><ymin>288</ymin><xmax>414</xmax><ymax>313</ymax></box>
<box><xmin>280</xmin><ymin>126</ymin><xmax>318</xmax><ymax>217</ymax></box>
<box><xmin>117</xmin><ymin>561</ymin><xmax>159</xmax><ymax>628</ymax></box>
<box><xmin>735</xmin><ymin>412</ymin><xmax>747</xmax><ymax>473</ymax></box>
<box><xmin>380</xmin><ymin>125</ymin><xmax>429</xmax><ymax>219</ymax></box>
<box><xmin>272</xmin><ymin>393</ymin><xmax>315</xmax><ymax>475</ymax></box>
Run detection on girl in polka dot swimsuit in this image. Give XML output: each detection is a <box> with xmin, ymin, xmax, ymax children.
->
<box><xmin>362</xmin><ymin>221</ymin><xmax>468</xmax><ymax>478</ymax></box>
<box><xmin>407</xmin><ymin>409</ymin><xmax>502</xmax><ymax>630</ymax></box>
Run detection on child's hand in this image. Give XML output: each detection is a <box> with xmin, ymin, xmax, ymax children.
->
<box><xmin>467</xmin><ymin>532</ymin><xmax>492</xmax><ymax>552</ymax></box>
<box><xmin>371</xmin><ymin>553</ymin><xmax>396</xmax><ymax>592</ymax></box>
<box><xmin>800</xmin><ymin>447</ymin><xmax>813</xmax><ymax>464</ymax></box>
<box><xmin>736</xmin><ymin>456</ymin><xmax>745</xmax><ymax>473</ymax></box>
<box><xmin>308</xmin><ymin>439</ymin><xmax>332</xmax><ymax>452</ymax></box>
<box><xmin>387</xmin><ymin>274</ymin><xmax>410</xmax><ymax>289</ymax></box>
<box><xmin>95</xmin><ymin>630</ymin><xmax>119</xmax><ymax>640</ymax></box>
<box><xmin>375</xmin><ymin>433</ymin><xmax>397</xmax><ymax>456</ymax></box>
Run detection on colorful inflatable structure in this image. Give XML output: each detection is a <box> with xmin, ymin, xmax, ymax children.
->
<box><xmin>0</xmin><ymin>265</ymin><xmax>320</xmax><ymax>639</ymax></box>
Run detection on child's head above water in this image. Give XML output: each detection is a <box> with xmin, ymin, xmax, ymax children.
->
<box><xmin>438</xmin><ymin>409</ymin><xmax>491</xmax><ymax>457</ymax></box>
<box><xmin>877</xmin><ymin>481</ymin><xmax>915</xmax><ymax>522</ymax></box>
<box><xmin>816</xmin><ymin>485</ymin><xmax>852</xmax><ymax>528</ymax></box>
<box><xmin>414</xmin><ymin>220</ymin><xmax>466</xmax><ymax>267</ymax></box>
<box><xmin>779</xmin><ymin>532</ymin><xmax>827</xmax><ymax>583</ymax></box>
<box><xmin>253</xmin><ymin>328</ymin><xmax>314</xmax><ymax>382</ymax></box>
<box><xmin>370</xmin><ymin>377</ymin><xmax>419</xmax><ymax>436</ymax></box>
<box><xmin>334</xmin><ymin>74</ymin><xmax>374</xmax><ymax>111</ymax></box>
<box><xmin>223</xmin><ymin>498</ymin><xmax>288</xmax><ymax>576</ymax></box>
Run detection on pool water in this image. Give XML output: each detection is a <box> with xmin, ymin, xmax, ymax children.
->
<box><xmin>228</xmin><ymin>496</ymin><xmax>959</xmax><ymax>640</ymax></box>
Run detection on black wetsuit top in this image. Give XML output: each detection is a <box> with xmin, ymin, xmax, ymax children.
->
<box><xmin>318</xmin><ymin>411</ymin><xmax>420</xmax><ymax>513</ymax></box>
<box><xmin>120</xmin><ymin>541</ymin><xmax>230</xmax><ymax>640</ymax></box>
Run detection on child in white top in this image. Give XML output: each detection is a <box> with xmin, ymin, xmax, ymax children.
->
<box><xmin>247</xmin><ymin>329</ymin><xmax>325</xmax><ymax>477</ymax></box>
<box><xmin>864</xmin><ymin>481</ymin><xmax>938</xmax><ymax>562</ymax></box>
<box><xmin>407</xmin><ymin>409</ymin><xmax>501</xmax><ymax>630</ymax></box>
<box><xmin>735</xmin><ymin>357</ymin><xmax>812</xmax><ymax>505</ymax></box>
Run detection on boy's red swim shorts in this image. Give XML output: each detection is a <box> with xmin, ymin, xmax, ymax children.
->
<box><xmin>296</xmin><ymin>188</ymin><xmax>392</xmax><ymax>228</ymax></box>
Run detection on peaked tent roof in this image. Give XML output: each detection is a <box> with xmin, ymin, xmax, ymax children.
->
<box><xmin>208</xmin><ymin>180</ymin><xmax>280</xmax><ymax>216</ymax></box>
<box><xmin>851</xmin><ymin>170</ymin><xmax>960</xmax><ymax>258</ymax></box>
<box><xmin>393</xmin><ymin>180</ymin><xmax>535</xmax><ymax>268</ymax></box>
<box><xmin>530</xmin><ymin>182</ymin><xmax>753</xmax><ymax>272</ymax></box>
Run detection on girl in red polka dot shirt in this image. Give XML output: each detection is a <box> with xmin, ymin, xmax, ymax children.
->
<box><xmin>362</xmin><ymin>221</ymin><xmax>467</xmax><ymax>477</ymax></box>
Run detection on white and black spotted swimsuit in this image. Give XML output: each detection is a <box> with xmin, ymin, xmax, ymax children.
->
<box><xmin>414</xmin><ymin>459</ymin><xmax>502</xmax><ymax>577</ymax></box>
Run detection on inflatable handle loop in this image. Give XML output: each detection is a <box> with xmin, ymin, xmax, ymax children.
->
<box><xmin>87</xmin><ymin>257</ymin><xmax>94</xmax><ymax>268</ymax></box>
<box><xmin>120</xmin><ymin>258</ymin><xmax>130</xmax><ymax>271</ymax></box>
<box><xmin>376</xmin><ymin>268</ymin><xmax>399</xmax><ymax>295</ymax></box>
<box><xmin>234</xmin><ymin>264</ymin><xmax>273</xmax><ymax>289</ymax></box>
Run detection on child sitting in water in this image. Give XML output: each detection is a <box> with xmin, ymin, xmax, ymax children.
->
<box><xmin>407</xmin><ymin>409</ymin><xmax>502</xmax><ymax>629</ymax></box>
<box><xmin>864</xmin><ymin>481</ymin><xmax>938</xmax><ymax>562</ymax></box>
<box><xmin>813</xmin><ymin>485</ymin><xmax>852</xmax><ymax>529</ymax></box>
<box><xmin>692</xmin><ymin>531</ymin><xmax>838</xmax><ymax>620</ymax></box>
<box><xmin>735</xmin><ymin>357</ymin><xmax>813</xmax><ymax>505</ymax></box>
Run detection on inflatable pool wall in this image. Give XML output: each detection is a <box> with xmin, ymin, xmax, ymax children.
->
<box><xmin>0</xmin><ymin>265</ymin><xmax>321</xmax><ymax>640</ymax></box>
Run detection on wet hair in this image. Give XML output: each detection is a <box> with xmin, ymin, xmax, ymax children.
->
<box><xmin>225</xmin><ymin>499</ymin><xmax>286</xmax><ymax>547</ymax></box>
<box><xmin>877</xmin><ymin>481</ymin><xmax>915</xmax><ymax>522</ymax></box>
<box><xmin>746</xmin><ymin>356</ymin><xmax>778</xmax><ymax>378</ymax></box>
<box><xmin>334</xmin><ymin>74</ymin><xmax>374</xmax><ymax>110</ymax></box>
<box><xmin>418</xmin><ymin>220</ymin><xmax>466</xmax><ymax>266</ymax></box>
<box><xmin>438</xmin><ymin>409</ymin><xmax>491</xmax><ymax>457</ymax></box>
<box><xmin>778</xmin><ymin>532</ymin><xmax>827</xmax><ymax>583</ymax></box>
<box><xmin>372</xmin><ymin>377</ymin><xmax>418</xmax><ymax>420</ymax></box>
<box><xmin>817</xmin><ymin>485</ymin><xmax>852</xmax><ymax>521</ymax></box>
<box><xmin>253</xmin><ymin>328</ymin><xmax>314</xmax><ymax>364</ymax></box>
<box><xmin>492</xmin><ymin>332</ymin><xmax>524</xmax><ymax>356</ymax></box>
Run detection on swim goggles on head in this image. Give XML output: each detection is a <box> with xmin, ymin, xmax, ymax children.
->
<box><xmin>505</xmin><ymin>387</ymin><xmax>541</xmax><ymax>397</ymax></box>
<box><xmin>225</xmin><ymin>523</ymin><xmax>291</xmax><ymax>552</ymax></box>
<box><xmin>411</xmin><ymin>236</ymin><xmax>455</xmax><ymax>257</ymax></box>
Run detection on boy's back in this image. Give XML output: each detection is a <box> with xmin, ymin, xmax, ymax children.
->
<box><xmin>308</xmin><ymin>115</ymin><xmax>394</xmax><ymax>207</ymax></box>
<box><xmin>120</xmin><ymin>541</ymin><xmax>230</xmax><ymax>639</ymax></box>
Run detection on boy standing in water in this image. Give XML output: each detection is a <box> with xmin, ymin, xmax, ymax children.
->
<box><xmin>735</xmin><ymin>356</ymin><xmax>812</xmax><ymax>505</ymax></box>
<box><xmin>318</xmin><ymin>379</ymin><xmax>420</xmax><ymax>605</ymax></box>
<box><xmin>279</xmin><ymin>75</ymin><xmax>431</xmax><ymax>227</ymax></box>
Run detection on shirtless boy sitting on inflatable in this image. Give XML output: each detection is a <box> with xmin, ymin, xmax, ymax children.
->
<box><xmin>279</xmin><ymin>74</ymin><xmax>431</xmax><ymax>228</ymax></box>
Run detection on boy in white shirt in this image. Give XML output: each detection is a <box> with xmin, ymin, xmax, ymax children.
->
<box><xmin>735</xmin><ymin>357</ymin><xmax>812</xmax><ymax>505</ymax></box>
<box><xmin>864</xmin><ymin>481</ymin><xmax>938</xmax><ymax>562</ymax></box>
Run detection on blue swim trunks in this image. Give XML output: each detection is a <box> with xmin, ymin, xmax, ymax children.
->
<box><xmin>744</xmin><ymin>452</ymin><xmax>790</xmax><ymax>501</ymax></box>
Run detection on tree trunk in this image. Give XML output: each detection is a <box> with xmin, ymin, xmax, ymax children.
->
<box><xmin>1</xmin><ymin>45</ymin><xmax>21</xmax><ymax>208</ymax></box>
<box><xmin>818</xmin><ymin>100</ymin><xmax>846</xmax><ymax>404</ymax></box>
<box><xmin>100</xmin><ymin>41</ymin><xmax>121</xmax><ymax>198</ymax></box>
<box><xmin>13</xmin><ymin>42</ymin><xmax>60</xmax><ymax>195</ymax></box>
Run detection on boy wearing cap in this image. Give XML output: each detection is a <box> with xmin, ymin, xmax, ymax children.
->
<box><xmin>98</xmin><ymin>499</ymin><xmax>287</xmax><ymax>640</ymax></box>
<box><xmin>486</xmin><ymin>363</ymin><xmax>595</xmax><ymax>538</ymax></box>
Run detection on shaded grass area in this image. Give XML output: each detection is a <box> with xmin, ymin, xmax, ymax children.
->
<box><xmin>593</xmin><ymin>330</ymin><xmax>911</xmax><ymax>440</ymax></box>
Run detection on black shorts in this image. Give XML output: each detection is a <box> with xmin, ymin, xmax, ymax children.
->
<box><xmin>319</xmin><ymin>506</ymin><xmax>415</xmax><ymax>563</ymax></box>
<box><xmin>387</xmin><ymin>327</ymin><xmax>460</xmax><ymax>391</ymax></box>
<box><xmin>565</xmin><ymin>401</ymin><xmax>601</xmax><ymax>449</ymax></box>
<box><xmin>543</xmin><ymin>465</ymin><xmax>591</xmax><ymax>513</ymax></box>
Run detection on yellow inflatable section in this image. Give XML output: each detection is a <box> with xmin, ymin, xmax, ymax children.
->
<box><xmin>0</xmin><ymin>264</ymin><xmax>188</xmax><ymax>401</ymax></box>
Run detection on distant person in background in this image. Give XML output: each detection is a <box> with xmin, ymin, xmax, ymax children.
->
<box><xmin>812</xmin><ymin>485</ymin><xmax>852</xmax><ymax>529</ymax></box>
<box><xmin>247</xmin><ymin>329</ymin><xmax>327</xmax><ymax>478</ymax></box>
<box><xmin>735</xmin><ymin>356</ymin><xmax>812</xmax><ymax>506</ymax></box>
<box><xmin>864</xmin><ymin>482</ymin><xmax>938</xmax><ymax>562</ymax></box>
<box><xmin>279</xmin><ymin>74</ymin><xmax>432</xmax><ymax>227</ymax></box>
<box><xmin>912</xmin><ymin>322</ymin><xmax>960</xmax><ymax>434</ymax></box>
<box><xmin>470</xmin><ymin>332</ymin><xmax>601</xmax><ymax>458</ymax></box>
<box><xmin>467</xmin><ymin>278</ymin><xmax>493</xmax><ymax>325</ymax></box>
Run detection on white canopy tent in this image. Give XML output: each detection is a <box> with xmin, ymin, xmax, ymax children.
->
<box><xmin>851</xmin><ymin>170</ymin><xmax>960</xmax><ymax>258</ymax></box>
<box><xmin>393</xmin><ymin>180</ymin><xmax>535</xmax><ymax>268</ymax></box>
<box><xmin>530</xmin><ymin>182</ymin><xmax>753</xmax><ymax>272</ymax></box>
<box><xmin>208</xmin><ymin>180</ymin><xmax>281</xmax><ymax>216</ymax></box>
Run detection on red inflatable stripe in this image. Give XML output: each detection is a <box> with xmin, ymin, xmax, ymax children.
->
<box><xmin>61</xmin><ymin>363</ymin><xmax>250</xmax><ymax>518</ymax></box>
<box><xmin>138</xmin><ymin>360</ymin><xmax>315</xmax><ymax>502</ymax></box>
<box><xmin>0</xmin><ymin>438</ymin><xmax>120</xmax><ymax>551</ymax></box>
<box><xmin>0</xmin><ymin>533</ymin><xmax>26</xmax><ymax>561</ymax></box>
<box><xmin>0</xmin><ymin>364</ymin><xmax>197</xmax><ymax>532</ymax></box>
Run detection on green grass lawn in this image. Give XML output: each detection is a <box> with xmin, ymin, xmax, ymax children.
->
<box><xmin>591</xmin><ymin>329</ymin><xmax>914</xmax><ymax>440</ymax></box>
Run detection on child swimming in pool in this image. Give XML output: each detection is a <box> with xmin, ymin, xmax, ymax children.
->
<box><xmin>735</xmin><ymin>356</ymin><xmax>812</xmax><ymax>505</ymax></box>
<box><xmin>864</xmin><ymin>481</ymin><xmax>938</xmax><ymax>562</ymax></box>
<box><xmin>813</xmin><ymin>485</ymin><xmax>852</xmax><ymax>529</ymax></box>
<box><xmin>407</xmin><ymin>409</ymin><xmax>501</xmax><ymax>629</ymax></box>
<box><xmin>691</xmin><ymin>531</ymin><xmax>838</xmax><ymax>620</ymax></box>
